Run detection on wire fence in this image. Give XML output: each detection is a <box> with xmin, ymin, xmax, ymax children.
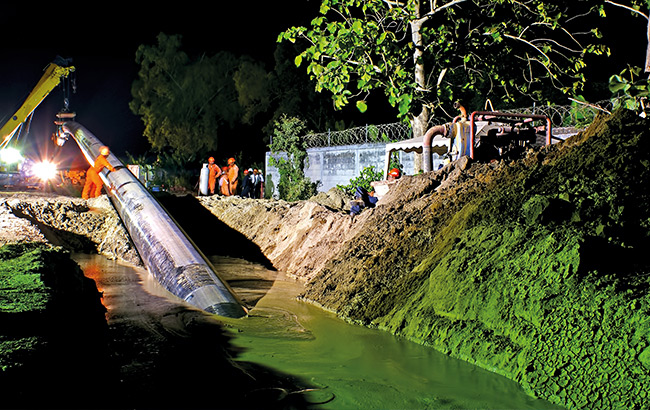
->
<box><xmin>302</xmin><ymin>100</ymin><xmax>614</xmax><ymax>149</ymax></box>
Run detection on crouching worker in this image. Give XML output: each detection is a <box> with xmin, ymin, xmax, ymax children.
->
<box><xmin>349</xmin><ymin>186</ymin><xmax>378</xmax><ymax>216</ymax></box>
<box><xmin>82</xmin><ymin>146</ymin><xmax>116</xmax><ymax>199</ymax></box>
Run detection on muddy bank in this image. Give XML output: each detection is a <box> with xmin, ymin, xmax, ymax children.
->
<box><xmin>0</xmin><ymin>243</ymin><xmax>110</xmax><ymax>408</ymax></box>
<box><xmin>200</xmin><ymin>109</ymin><xmax>650</xmax><ymax>410</ymax></box>
<box><xmin>1</xmin><ymin>109</ymin><xmax>648</xmax><ymax>409</ymax></box>
<box><xmin>0</xmin><ymin>194</ymin><xmax>140</xmax><ymax>266</ymax></box>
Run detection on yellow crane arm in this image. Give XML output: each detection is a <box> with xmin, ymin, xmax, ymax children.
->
<box><xmin>0</xmin><ymin>63</ymin><xmax>75</xmax><ymax>148</ymax></box>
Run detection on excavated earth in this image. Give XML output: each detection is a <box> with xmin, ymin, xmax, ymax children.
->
<box><xmin>1</xmin><ymin>108</ymin><xmax>649</xmax><ymax>409</ymax></box>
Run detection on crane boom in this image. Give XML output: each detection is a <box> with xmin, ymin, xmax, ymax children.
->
<box><xmin>1</xmin><ymin>62</ymin><xmax>75</xmax><ymax>149</ymax></box>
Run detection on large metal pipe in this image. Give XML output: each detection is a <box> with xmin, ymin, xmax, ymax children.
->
<box><xmin>422</xmin><ymin>124</ymin><xmax>449</xmax><ymax>173</ymax></box>
<box><xmin>62</xmin><ymin>122</ymin><xmax>247</xmax><ymax>318</ymax></box>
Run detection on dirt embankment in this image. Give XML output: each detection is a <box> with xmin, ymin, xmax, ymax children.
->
<box><xmin>0</xmin><ymin>194</ymin><xmax>140</xmax><ymax>266</ymax></box>
<box><xmin>202</xmin><ymin>109</ymin><xmax>650</xmax><ymax>410</ymax></box>
<box><xmin>1</xmin><ymin>109</ymin><xmax>648</xmax><ymax>410</ymax></box>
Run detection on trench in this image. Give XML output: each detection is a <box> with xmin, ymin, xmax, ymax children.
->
<box><xmin>74</xmin><ymin>252</ymin><xmax>563</xmax><ymax>409</ymax></box>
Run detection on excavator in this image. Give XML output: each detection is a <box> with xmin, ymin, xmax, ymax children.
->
<box><xmin>0</xmin><ymin>57</ymin><xmax>75</xmax><ymax>188</ymax></box>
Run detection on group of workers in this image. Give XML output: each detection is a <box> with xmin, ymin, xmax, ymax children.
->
<box><xmin>208</xmin><ymin>157</ymin><xmax>264</xmax><ymax>198</ymax></box>
<box><xmin>80</xmin><ymin>147</ymin><xmax>267</xmax><ymax>201</ymax></box>
<box><xmin>207</xmin><ymin>157</ymin><xmax>239</xmax><ymax>196</ymax></box>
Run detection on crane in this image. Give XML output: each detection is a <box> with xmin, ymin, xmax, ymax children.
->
<box><xmin>1</xmin><ymin>59</ymin><xmax>75</xmax><ymax>149</ymax></box>
<box><xmin>0</xmin><ymin>58</ymin><xmax>75</xmax><ymax>186</ymax></box>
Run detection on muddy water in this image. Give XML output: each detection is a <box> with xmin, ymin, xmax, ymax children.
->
<box><xmin>75</xmin><ymin>253</ymin><xmax>561</xmax><ymax>409</ymax></box>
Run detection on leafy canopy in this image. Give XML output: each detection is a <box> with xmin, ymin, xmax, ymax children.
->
<box><xmin>279</xmin><ymin>0</ymin><xmax>607</xmax><ymax>127</ymax></box>
<box><xmin>130</xmin><ymin>34</ymin><xmax>259</xmax><ymax>164</ymax></box>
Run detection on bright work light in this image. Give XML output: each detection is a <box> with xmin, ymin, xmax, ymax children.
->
<box><xmin>0</xmin><ymin>147</ymin><xmax>23</xmax><ymax>164</ymax></box>
<box><xmin>32</xmin><ymin>161</ymin><xmax>58</xmax><ymax>181</ymax></box>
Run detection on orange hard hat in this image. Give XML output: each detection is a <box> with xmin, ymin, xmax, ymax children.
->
<box><xmin>389</xmin><ymin>168</ymin><xmax>401</xmax><ymax>177</ymax></box>
<box><xmin>228</xmin><ymin>157</ymin><xmax>235</xmax><ymax>164</ymax></box>
<box><xmin>208</xmin><ymin>157</ymin><xmax>215</xmax><ymax>163</ymax></box>
<box><xmin>100</xmin><ymin>146</ymin><xmax>110</xmax><ymax>156</ymax></box>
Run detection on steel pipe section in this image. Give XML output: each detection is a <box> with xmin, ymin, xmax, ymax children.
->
<box><xmin>63</xmin><ymin>122</ymin><xmax>247</xmax><ymax>318</ymax></box>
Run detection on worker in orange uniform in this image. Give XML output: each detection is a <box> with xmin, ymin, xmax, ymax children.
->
<box><xmin>219</xmin><ymin>165</ymin><xmax>231</xmax><ymax>196</ymax></box>
<box><xmin>207</xmin><ymin>157</ymin><xmax>221</xmax><ymax>195</ymax></box>
<box><xmin>82</xmin><ymin>146</ymin><xmax>116</xmax><ymax>199</ymax></box>
<box><xmin>227</xmin><ymin>157</ymin><xmax>239</xmax><ymax>195</ymax></box>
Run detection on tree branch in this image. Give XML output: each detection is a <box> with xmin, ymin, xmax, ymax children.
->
<box><xmin>605</xmin><ymin>0</ymin><xmax>649</xmax><ymax>20</ymax></box>
<box><xmin>504</xmin><ymin>33</ymin><xmax>551</xmax><ymax>63</ymax></box>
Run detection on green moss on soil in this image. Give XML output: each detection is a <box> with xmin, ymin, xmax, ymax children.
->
<box><xmin>302</xmin><ymin>109</ymin><xmax>650</xmax><ymax>409</ymax></box>
<box><xmin>0</xmin><ymin>242</ymin><xmax>110</xmax><ymax>407</ymax></box>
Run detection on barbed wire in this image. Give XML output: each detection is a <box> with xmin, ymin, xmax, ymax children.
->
<box><xmin>302</xmin><ymin>100</ymin><xmax>615</xmax><ymax>149</ymax></box>
<box><xmin>303</xmin><ymin>122</ymin><xmax>412</xmax><ymax>148</ymax></box>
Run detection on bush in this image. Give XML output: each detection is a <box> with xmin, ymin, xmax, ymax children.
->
<box><xmin>337</xmin><ymin>165</ymin><xmax>384</xmax><ymax>196</ymax></box>
<box><xmin>269</xmin><ymin>115</ymin><xmax>319</xmax><ymax>201</ymax></box>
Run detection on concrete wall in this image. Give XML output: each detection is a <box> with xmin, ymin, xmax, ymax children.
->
<box><xmin>265</xmin><ymin>142</ymin><xmax>445</xmax><ymax>198</ymax></box>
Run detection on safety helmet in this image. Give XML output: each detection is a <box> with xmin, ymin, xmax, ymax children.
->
<box><xmin>208</xmin><ymin>157</ymin><xmax>215</xmax><ymax>163</ymax></box>
<box><xmin>228</xmin><ymin>157</ymin><xmax>235</xmax><ymax>164</ymax></box>
<box><xmin>389</xmin><ymin>168</ymin><xmax>401</xmax><ymax>177</ymax></box>
<box><xmin>100</xmin><ymin>146</ymin><xmax>110</xmax><ymax>156</ymax></box>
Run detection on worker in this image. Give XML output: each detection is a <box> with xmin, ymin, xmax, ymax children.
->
<box><xmin>241</xmin><ymin>168</ymin><xmax>253</xmax><ymax>198</ymax></box>
<box><xmin>219</xmin><ymin>165</ymin><xmax>230</xmax><ymax>196</ymax></box>
<box><xmin>82</xmin><ymin>146</ymin><xmax>116</xmax><ymax>199</ymax></box>
<box><xmin>227</xmin><ymin>157</ymin><xmax>239</xmax><ymax>195</ymax></box>
<box><xmin>253</xmin><ymin>169</ymin><xmax>265</xmax><ymax>199</ymax></box>
<box><xmin>370</xmin><ymin>167</ymin><xmax>402</xmax><ymax>201</ymax></box>
<box><xmin>349</xmin><ymin>186</ymin><xmax>379</xmax><ymax>216</ymax></box>
<box><xmin>207</xmin><ymin>157</ymin><xmax>221</xmax><ymax>195</ymax></box>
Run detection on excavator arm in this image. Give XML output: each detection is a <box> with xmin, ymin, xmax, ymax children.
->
<box><xmin>0</xmin><ymin>62</ymin><xmax>75</xmax><ymax>149</ymax></box>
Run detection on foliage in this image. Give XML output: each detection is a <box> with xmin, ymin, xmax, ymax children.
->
<box><xmin>337</xmin><ymin>165</ymin><xmax>384</xmax><ymax>195</ymax></box>
<box><xmin>130</xmin><ymin>34</ymin><xmax>255</xmax><ymax>164</ymax></box>
<box><xmin>609</xmin><ymin>65</ymin><xmax>650</xmax><ymax>113</ymax></box>
<box><xmin>269</xmin><ymin>115</ymin><xmax>319</xmax><ymax>201</ymax></box>
<box><xmin>279</xmin><ymin>0</ymin><xmax>605</xmax><ymax>137</ymax></box>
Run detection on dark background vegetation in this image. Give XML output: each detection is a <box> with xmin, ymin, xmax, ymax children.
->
<box><xmin>0</xmin><ymin>2</ymin><xmax>646</xmax><ymax>175</ymax></box>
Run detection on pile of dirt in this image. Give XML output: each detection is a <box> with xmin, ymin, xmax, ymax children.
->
<box><xmin>203</xmin><ymin>109</ymin><xmax>650</xmax><ymax>410</ymax></box>
<box><xmin>0</xmin><ymin>194</ymin><xmax>140</xmax><ymax>266</ymax></box>
<box><xmin>1</xmin><ymin>109</ymin><xmax>648</xmax><ymax>409</ymax></box>
<box><xmin>301</xmin><ymin>109</ymin><xmax>650</xmax><ymax>409</ymax></box>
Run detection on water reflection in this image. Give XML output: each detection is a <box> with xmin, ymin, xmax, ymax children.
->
<box><xmin>75</xmin><ymin>253</ymin><xmax>562</xmax><ymax>410</ymax></box>
<box><xmin>214</xmin><ymin>257</ymin><xmax>563</xmax><ymax>410</ymax></box>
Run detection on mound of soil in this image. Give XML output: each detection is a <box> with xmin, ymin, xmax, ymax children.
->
<box><xmin>2</xmin><ymin>109</ymin><xmax>648</xmax><ymax>409</ymax></box>
<box><xmin>204</xmin><ymin>109</ymin><xmax>650</xmax><ymax>410</ymax></box>
<box><xmin>301</xmin><ymin>109</ymin><xmax>650</xmax><ymax>409</ymax></box>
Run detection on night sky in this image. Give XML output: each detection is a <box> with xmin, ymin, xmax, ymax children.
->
<box><xmin>1</xmin><ymin>2</ymin><xmax>646</xmax><ymax>170</ymax></box>
<box><xmin>0</xmin><ymin>1</ymin><xmax>319</xmax><ymax>169</ymax></box>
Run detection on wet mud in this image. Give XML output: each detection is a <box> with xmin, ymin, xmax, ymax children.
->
<box><xmin>73</xmin><ymin>254</ymin><xmax>317</xmax><ymax>410</ymax></box>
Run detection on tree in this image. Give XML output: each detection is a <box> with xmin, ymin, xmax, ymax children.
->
<box><xmin>130</xmin><ymin>33</ymin><xmax>244</xmax><ymax>164</ymax></box>
<box><xmin>602</xmin><ymin>1</ymin><xmax>650</xmax><ymax>112</ymax></box>
<box><xmin>269</xmin><ymin>115</ymin><xmax>319</xmax><ymax>201</ymax></box>
<box><xmin>279</xmin><ymin>0</ymin><xmax>607</xmax><ymax>138</ymax></box>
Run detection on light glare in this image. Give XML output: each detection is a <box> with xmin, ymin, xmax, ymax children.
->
<box><xmin>0</xmin><ymin>148</ymin><xmax>23</xmax><ymax>164</ymax></box>
<box><xmin>33</xmin><ymin>161</ymin><xmax>58</xmax><ymax>181</ymax></box>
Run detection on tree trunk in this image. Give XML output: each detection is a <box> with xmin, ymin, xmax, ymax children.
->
<box><xmin>645</xmin><ymin>13</ymin><xmax>650</xmax><ymax>73</ymax></box>
<box><xmin>409</xmin><ymin>10</ymin><xmax>430</xmax><ymax>139</ymax></box>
